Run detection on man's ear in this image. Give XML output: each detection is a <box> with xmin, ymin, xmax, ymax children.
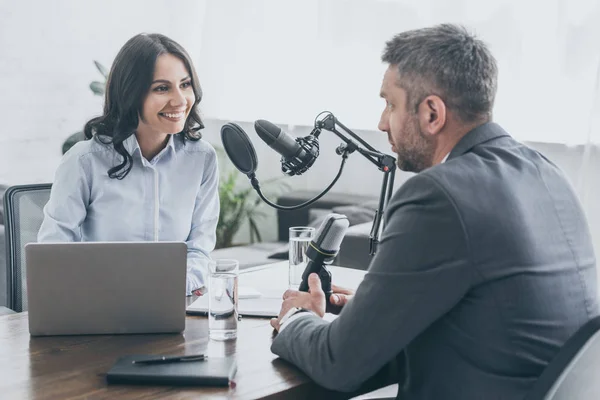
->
<box><xmin>417</xmin><ymin>95</ymin><xmax>446</xmax><ymax>136</ymax></box>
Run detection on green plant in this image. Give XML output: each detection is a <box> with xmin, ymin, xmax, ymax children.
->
<box><xmin>214</xmin><ymin>147</ymin><xmax>289</xmax><ymax>249</ymax></box>
<box><xmin>62</xmin><ymin>61</ymin><xmax>289</xmax><ymax>249</ymax></box>
<box><xmin>89</xmin><ymin>60</ymin><xmax>108</xmax><ymax>95</ymax></box>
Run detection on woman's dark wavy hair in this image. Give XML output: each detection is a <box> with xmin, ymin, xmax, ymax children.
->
<box><xmin>84</xmin><ymin>33</ymin><xmax>204</xmax><ymax>179</ymax></box>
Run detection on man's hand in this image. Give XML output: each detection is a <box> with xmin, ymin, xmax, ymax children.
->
<box><xmin>192</xmin><ymin>286</ymin><xmax>207</xmax><ymax>297</ymax></box>
<box><xmin>270</xmin><ymin>273</ymin><xmax>326</xmax><ymax>332</ymax></box>
<box><xmin>329</xmin><ymin>283</ymin><xmax>355</xmax><ymax>313</ymax></box>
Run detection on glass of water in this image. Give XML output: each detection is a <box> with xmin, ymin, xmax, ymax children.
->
<box><xmin>289</xmin><ymin>227</ymin><xmax>315</xmax><ymax>289</ymax></box>
<box><xmin>208</xmin><ymin>259</ymin><xmax>239</xmax><ymax>341</ymax></box>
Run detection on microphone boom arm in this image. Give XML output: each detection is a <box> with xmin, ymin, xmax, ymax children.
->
<box><xmin>315</xmin><ymin>112</ymin><xmax>396</xmax><ymax>255</ymax></box>
<box><xmin>246</xmin><ymin>111</ymin><xmax>396</xmax><ymax>256</ymax></box>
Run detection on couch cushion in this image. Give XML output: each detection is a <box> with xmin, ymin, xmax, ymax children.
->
<box><xmin>337</xmin><ymin>222</ymin><xmax>373</xmax><ymax>271</ymax></box>
<box><xmin>276</xmin><ymin>191</ymin><xmax>378</xmax><ymax>242</ymax></box>
<box><xmin>331</xmin><ymin>204</ymin><xmax>376</xmax><ymax>226</ymax></box>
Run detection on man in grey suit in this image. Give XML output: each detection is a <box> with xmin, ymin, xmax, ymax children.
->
<box><xmin>269</xmin><ymin>24</ymin><xmax>599</xmax><ymax>399</ymax></box>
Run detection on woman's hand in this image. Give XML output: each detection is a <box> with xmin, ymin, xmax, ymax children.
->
<box><xmin>192</xmin><ymin>286</ymin><xmax>207</xmax><ymax>296</ymax></box>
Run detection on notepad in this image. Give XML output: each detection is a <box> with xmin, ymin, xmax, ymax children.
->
<box><xmin>106</xmin><ymin>354</ymin><xmax>236</xmax><ymax>386</ymax></box>
<box><xmin>186</xmin><ymin>287</ymin><xmax>281</xmax><ymax>318</ymax></box>
<box><xmin>239</xmin><ymin>286</ymin><xmax>262</xmax><ymax>299</ymax></box>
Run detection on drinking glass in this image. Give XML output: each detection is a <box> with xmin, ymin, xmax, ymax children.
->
<box><xmin>208</xmin><ymin>259</ymin><xmax>239</xmax><ymax>341</ymax></box>
<box><xmin>288</xmin><ymin>227</ymin><xmax>315</xmax><ymax>289</ymax></box>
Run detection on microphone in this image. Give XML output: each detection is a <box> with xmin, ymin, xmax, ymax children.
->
<box><xmin>299</xmin><ymin>213</ymin><xmax>349</xmax><ymax>309</ymax></box>
<box><xmin>254</xmin><ymin>119</ymin><xmax>320</xmax><ymax>176</ymax></box>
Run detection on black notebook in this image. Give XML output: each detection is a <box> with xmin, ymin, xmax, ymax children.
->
<box><xmin>106</xmin><ymin>355</ymin><xmax>236</xmax><ymax>387</ymax></box>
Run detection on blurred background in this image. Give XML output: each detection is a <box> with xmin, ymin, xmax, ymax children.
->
<box><xmin>0</xmin><ymin>0</ymin><xmax>599</xmax><ymax>251</ymax></box>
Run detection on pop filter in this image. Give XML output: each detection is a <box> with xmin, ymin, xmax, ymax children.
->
<box><xmin>220</xmin><ymin>123</ymin><xmax>258</xmax><ymax>177</ymax></box>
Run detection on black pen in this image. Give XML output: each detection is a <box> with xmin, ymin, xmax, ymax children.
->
<box><xmin>132</xmin><ymin>354</ymin><xmax>207</xmax><ymax>365</ymax></box>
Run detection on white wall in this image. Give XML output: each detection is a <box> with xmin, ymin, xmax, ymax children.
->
<box><xmin>0</xmin><ymin>0</ymin><xmax>207</xmax><ymax>184</ymax></box>
<box><xmin>197</xmin><ymin>0</ymin><xmax>600</xmax><ymax>145</ymax></box>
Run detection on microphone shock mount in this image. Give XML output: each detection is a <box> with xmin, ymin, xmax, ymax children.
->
<box><xmin>282</xmin><ymin>134</ymin><xmax>320</xmax><ymax>176</ymax></box>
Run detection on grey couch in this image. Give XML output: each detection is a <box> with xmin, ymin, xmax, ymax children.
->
<box><xmin>212</xmin><ymin>190</ymin><xmax>379</xmax><ymax>271</ymax></box>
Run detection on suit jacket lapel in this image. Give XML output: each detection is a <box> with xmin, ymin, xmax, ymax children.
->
<box><xmin>447</xmin><ymin>122</ymin><xmax>511</xmax><ymax>161</ymax></box>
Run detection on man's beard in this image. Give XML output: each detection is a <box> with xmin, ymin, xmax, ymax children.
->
<box><xmin>395</xmin><ymin>116</ymin><xmax>435</xmax><ymax>173</ymax></box>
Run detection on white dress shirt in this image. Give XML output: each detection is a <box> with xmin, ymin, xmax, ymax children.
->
<box><xmin>37</xmin><ymin>134</ymin><xmax>220</xmax><ymax>294</ymax></box>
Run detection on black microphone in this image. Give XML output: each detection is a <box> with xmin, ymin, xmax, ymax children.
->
<box><xmin>299</xmin><ymin>213</ymin><xmax>349</xmax><ymax>310</ymax></box>
<box><xmin>254</xmin><ymin>119</ymin><xmax>320</xmax><ymax>176</ymax></box>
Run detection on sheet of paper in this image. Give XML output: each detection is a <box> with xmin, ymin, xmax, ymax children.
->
<box><xmin>239</xmin><ymin>286</ymin><xmax>262</xmax><ymax>299</ymax></box>
<box><xmin>187</xmin><ymin>291</ymin><xmax>281</xmax><ymax>318</ymax></box>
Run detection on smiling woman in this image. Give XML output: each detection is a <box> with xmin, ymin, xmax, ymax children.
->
<box><xmin>137</xmin><ymin>53</ymin><xmax>196</xmax><ymax>160</ymax></box>
<box><xmin>84</xmin><ymin>33</ymin><xmax>205</xmax><ymax>179</ymax></box>
<box><xmin>37</xmin><ymin>33</ymin><xmax>220</xmax><ymax>297</ymax></box>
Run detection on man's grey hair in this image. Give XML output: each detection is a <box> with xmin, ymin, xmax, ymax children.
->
<box><xmin>382</xmin><ymin>24</ymin><xmax>498</xmax><ymax>123</ymax></box>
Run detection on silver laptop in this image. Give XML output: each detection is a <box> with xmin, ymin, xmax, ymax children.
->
<box><xmin>25</xmin><ymin>241</ymin><xmax>187</xmax><ymax>336</ymax></box>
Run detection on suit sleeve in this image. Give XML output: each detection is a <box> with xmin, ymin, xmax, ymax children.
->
<box><xmin>270</xmin><ymin>173</ymin><xmax>472</xmax><ymax>392</ymax></box>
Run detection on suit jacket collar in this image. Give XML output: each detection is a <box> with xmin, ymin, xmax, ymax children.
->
<box><xmin>447</xmin><ymin>122</ymin><xmax>510</xmax><ymax>161</ymax></box>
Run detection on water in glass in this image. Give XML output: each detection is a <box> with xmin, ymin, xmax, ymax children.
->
<box><xmin>208</xmin><ymin>263</ymin><xmax>238</xmax><ymax>341</ymax></box>
<box><xmin>289</xmin><ymin>236</ymin><xmax>311</xmax><ymax>289</ymax></box>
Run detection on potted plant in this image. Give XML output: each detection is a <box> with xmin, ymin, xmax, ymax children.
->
<box><xmin>215</xmin><ymin>147</ymin><xmax>289</xmax><ymax>248</ymax></box>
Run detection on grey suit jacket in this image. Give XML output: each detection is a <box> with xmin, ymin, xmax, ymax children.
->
<box><xmin>271</xmin><ymin>123</ymin><xmax>599</xmax><ymax>399</ymax></box>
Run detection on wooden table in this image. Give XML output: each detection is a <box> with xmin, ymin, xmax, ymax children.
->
<box><xmin>0</xmin><ymin>262</ymin><xmax>366</xmax><ymax>399</ymax></box>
